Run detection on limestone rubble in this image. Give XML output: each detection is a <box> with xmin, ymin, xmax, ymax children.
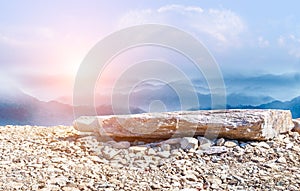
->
<box><xmin>0</xmin><ymin>125</ymin><xmax>299</xmax><ymax>190</ymax></box>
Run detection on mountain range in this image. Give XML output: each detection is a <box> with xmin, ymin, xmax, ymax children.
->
<box><xmin>0</xmin><ymin>85</ymin><xmax>299</xmax><ymax>126</ymax></box>
<box><xmin>0</xmin><ymin>86</ymin><xmax>73</xmax><ymax>126</ymax></box>
<box><xmin>0</xmin><ymin>86</ymin><xmax>146</xmax><ymax>126</ymax></box>
<box><xmin>231</xmin><ymin>96</ymin><xmax>300</xmax><ymax>119</ymax></box>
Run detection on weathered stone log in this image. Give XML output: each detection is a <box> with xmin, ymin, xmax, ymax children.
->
<box><xmin>73</xmin><ymin>109</ymin><xmax>294</xmax><ymax>141</ymax></box>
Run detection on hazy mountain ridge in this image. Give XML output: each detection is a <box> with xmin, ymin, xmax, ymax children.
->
<box><xmin>224</xmin><ymin>96</ymin><xmax>300</xmax><ymax>118</ymax></box>
<box><xmin>0</xmin><ymin>80</ymin><xmax>299</xmax><ymax>125</ymax></box>
<box><xmin>0</xmin><ymin>98</ymin><xmax>73</xmax><ymax>126</ymax></box>
<box><xmin>0</xmin><ymin>89</ymin><xmax>146</xmax><ymax>126</ymax></box>
<box><xmin>255</xmin><ymin>96</ymin><xmax>300</xmax><ymax>118</ymax></box>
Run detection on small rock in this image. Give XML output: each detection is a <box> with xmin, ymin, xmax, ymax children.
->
<box><xmin>8</xmin><ymin>182</ymin><xmax>23</xmax><ymax>189</ymax></box>
<box><xmin>292</xmin><ymin>119</ymin><xmax>300</xmax><ymax>133</ymax></box>
<box><xmin>51</xmin><ymin>157</ymin><xmax>67</xmax><ymax>163</ymax></box>
<box><xmin>173</xmin><ymin>182</ymin><xmax>181</xmax><ymax>187</ymax></box>
<box><xmin>76</xmin><ymin>135</ymin><xmax>99</xmax><ymax>143</ymax></box>
<box><xmin>157</xmin><ymin>151</ymin><xmax>171</xmax><ymax>158</ymax></box>
<box><xmin>180</xmin><ymin>137</ymin><xmax>198</xmax><ymax>150</ymax></box>
<box><xmin>41</xmin><ymin>185</ymin><xmax>60</xmax><ymax>191</ymax></box>
<box><xmin>207</xmin><ymin>175</ymin><xmax>222</xmax><ymax>185</ymax></box>
<box><xmin>89</xmin><ymin>155</ymin><xmax>102</xmax><ymax>163</ymax></box>
<box><xmin>48</xmin><ymin>176</ymin><xmax>67</xmax><ymax>186</ymax></box>
<box><xmin>111</xmin><ymin>141</ymin><xmax>131</xmax><ymax>149</ymax></box>
<box><xmin>161</xmin><ymin>143</ymin><xmax>171</xmax><ymax>151</ymax></box>
<box><xmin>197</xmin><ymin>136</ymin><xmax>213</xmax><ymax>145</ymax></box>
<box><xmin>283</xmin><ymin>137</ymin><xmax>291</xmax><ymax>144</ymax></box>
<box><xmin>199</xmin><ymin>142</ymin><xmax>211</xmax><ymax>150</ymax></box>
<box><xmin>290</xmin><ymin>131</ymin><xmax>299</xmax><ymax>139</ymax></box>
<box><xmin>147</xmin><ymin>148</ymin><xmax>157</xmax><ymax>155</ymax></box>
<box><xmin>216</xmin><ymin>138</ymin><xmax>225</xmax><ymax>146</ymax></box>
<box><xmin>251</xmin><ymin>156</ymin><xmax>265</xmax><ymax>163</ymax></box>
<box><xmin>292</xmin><ymin>145</ymin><xmax>300</xmax><ymax>152</ymax></box>
<box><xmin>171</xmin><ymin>149</ymin><xmax>181</xmax><ymax>156</ymax></box>
<box><xmin>211</xmin><ymin>184</ymin><xmax>219</xmax><ymax>189</ymax></box>
<box><xmin>198</xmin><ymin>136</ymin><xmax>213</xmax><ymax>150</ymax></box>
<box><xmin>129</xmin><ymin>146</ymin><xmax>147</xmax><ymax>153</ymax></box>
<box><xmin>211</xmin><ymin>156</ymin><xmax>221</xmax><ymax>163</ymax></box>
<box><xmin>258</xmin><ymin>142</ymin><xmax>271</xmax><ymax>149</ymax></box>
<box><xmin>180</xmin><ymin>188</ymin><xmax>198</xmax><ymax>191</ymax></box>
<box><xmin>239</xmin><ymin>142</ymin><xmax>248</xmax><ymax>148</ymax></box>
<box><xmin>263</xmin><ymin>162</ymin><xmax>278</xmax><ymax>169</ymax></box>
<box><xmin>232</xmin><ymin>175</ymin><xmax>245</xmax><ymax>183</ymax></box>
<box><xmin>249</xmin><ymin>142</ymin><xmax>259</xmax><ymax>147</ymax></box>
<box><xmin>277</xmin><ymin>156</ymin><xmax>287</xmax><ymax>163</ymax></box>
<box><xmin>62</xmin><ymin>187</ymin><xmax>80</xmax><ymax>191</ymax></box>
<box><xmin>101</xmin><ymin>147</ymin><xmax>121</xmax><ymax>160</ymax></box>
<box><xmin>183</xmin><ymin>174</ymin><xmax>198</xmax><ymax>182</ymax></box>
<box><xmin>110</xmin><ymin>161</ymin><xmax>123</xmax><ymax>168</ymax></box>
<box><xmin>150</xmin><ymin>183</ymin><xmax>161</xmax><ymax>189</ymax></box>
<box><xmin>197</xmin><ymin>146</ymin><xmax>227</xmax><ymax>155</ymax></box>
<box><xmin>224</xmin><ymin>140</ymin><xmax>237</xmax><ymax>148</ymax></box>
<box><xmin>134</xmin><ymin>160</ymin><xmax>149</xmax><ymax>168</ymax></box>
<box><xmin>285</xmin><ymin>142</ymin><xmax>293</xmax><ymax>149</ymax></box>
<box><xmin>188</xmin><ymin>148</ymin><xmax>196</xmax><ymax>153</ymax></box>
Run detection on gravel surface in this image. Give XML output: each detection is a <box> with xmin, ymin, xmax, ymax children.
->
<box><xmin>0</xmin><ymin>125</ymin><xmax>299</xmax><ymax>191</ymax></box>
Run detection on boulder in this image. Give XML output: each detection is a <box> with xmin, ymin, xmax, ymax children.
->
<box><xmin>73</xmin><ymin>109</ymin><xmax>294</xmax><ymax>141</ymax></box>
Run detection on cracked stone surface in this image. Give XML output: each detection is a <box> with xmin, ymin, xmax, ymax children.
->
<box><xmin>74</xmin><ymin>109</ymin><xmax>294</xmax><ymax>141</ymax></box>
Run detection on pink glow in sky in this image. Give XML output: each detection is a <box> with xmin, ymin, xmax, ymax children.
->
<box><xmin>1</xmin><ymin>1</ymin><xmax>300</xmax><ymax>104</ymax></box>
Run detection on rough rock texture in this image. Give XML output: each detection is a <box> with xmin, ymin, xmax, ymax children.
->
<box><xmin>0</xmin><ymin>125</ymin><xmax>299</xmax><ymax>190</ymax></box>
<box><xmin>73</xmin><ymin>109</ymin><xmax>294</xmax><ymax>141</ymax></box>
<box><xmin>180</xmin><ymin>137</ymin><xmax>198</xmax><ymax>150</ymax></box>
<box><xmin>292</xmin><ymin>119</ymin><xmax>300</xmax><ymax>134</ymax></box>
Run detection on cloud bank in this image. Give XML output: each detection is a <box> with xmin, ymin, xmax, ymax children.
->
<box><xmin>118</xmin><ymin>4</ymin><xmax>247</xmax><ymax>52</ymax></box>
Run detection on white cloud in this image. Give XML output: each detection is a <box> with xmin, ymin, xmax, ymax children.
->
<box><xmin>277</xmin><ymin>36</ymin><xmax>285</xmax><ymax>46</ymax></box>
<box><xmin>258</xmin><ymin>36</ymin><xmax>269</xmax><ymax>48</ymax></box>
<box><xmin>35</xmin><ymin>27</ymin><xmax>55</xmax><ymax>39</ymax></box>
<box><xmin>0</xmin><ymin>26</ymin><xmax>55</xmax><ymax>47</ymax></box>
<box><xmin>277</xmin><ymin>34</ymin><xmax>300</xmax><ymax>58</ymax></box>
<box><xmin>0</xmin><ymin>33</ymin><xmax>25</xmax><ymax>46</ymax></box>
<box><xmin>118</xmin><ymin>5</ymin><xmax>247</xmax><ymax>52</ymax></box>
<box><xmin>157</xmin><ymin>4</ymin><xmax>203</xmax><ymax>14</ymax></box>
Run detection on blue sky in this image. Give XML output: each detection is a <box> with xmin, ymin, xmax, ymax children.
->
<box><xmin>0</xmin><ymin>1</ymin><xmax>300</xmax><ymax>102</ymax></box>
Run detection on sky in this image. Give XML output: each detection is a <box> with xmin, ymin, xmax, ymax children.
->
<box><xmin>1</xmin><ymin>0</ymin><xmax>300</xmax><ymax>103</ymax></box>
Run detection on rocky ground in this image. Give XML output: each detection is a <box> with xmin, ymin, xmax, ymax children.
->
<box><xmin>0</xmin><ymin>125</ymin><xmax>299</xmax><ymax>191</ymax></box>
